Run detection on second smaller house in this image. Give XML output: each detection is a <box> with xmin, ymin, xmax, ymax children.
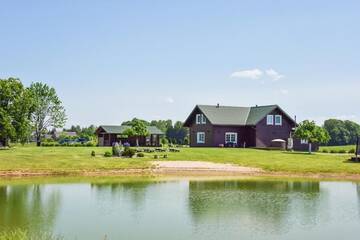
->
<box><xmin>96</xmin><ymin>125</ymin><xmax>164</xmax><ymax>147</ymax></box>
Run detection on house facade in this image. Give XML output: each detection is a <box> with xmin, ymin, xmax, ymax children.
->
<box><xmin>96</xmin><ymin>125</ymin><xmax>164</xmax><ymax>147</ymax></box>
<box><xmin>183</xmin><ymin>104</ymin><xmax>317</xmax><ymax>151</ymax></box>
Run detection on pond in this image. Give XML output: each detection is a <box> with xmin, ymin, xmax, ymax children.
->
<box><xmin>1</xmin><ymin>177</ymin><xmax>360</xmax><ymax>239</ymax></box>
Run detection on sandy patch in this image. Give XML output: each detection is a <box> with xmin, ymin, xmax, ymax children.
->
<box><xmin>152</xmin><ymin>161</ymin><xmax>263</xmax><ymax>173</ymax></box>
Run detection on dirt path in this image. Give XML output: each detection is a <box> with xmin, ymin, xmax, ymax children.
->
<box><xmin>152</xmin><ymin>161</ymin><xmax>263</xmax><ymax>174</ymax></box>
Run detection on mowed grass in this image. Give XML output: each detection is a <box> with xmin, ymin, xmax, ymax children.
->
<box><xmin>319</xmin><ymin>145</ymin><xmax>356</xmax><ymax>152</ymax></box>
<box><xmin>0</xmin><ymin>146</ymin><xmax>150</xmax><ymax>173</ymax></box>
<box><xmin>0</xmin><ymin>145</ymin><xmax>359</xmax><ymax>175</ymax></box>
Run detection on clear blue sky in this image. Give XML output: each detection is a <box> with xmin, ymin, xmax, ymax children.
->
<box><xmin>1</xmin><ymin>0</ymin><xmax>359</xmax><ymax>127</ymax></box>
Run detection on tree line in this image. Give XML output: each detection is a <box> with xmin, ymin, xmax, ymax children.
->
<box><xmin>0</xmin><ymin>78</ymin><xmax>66</xmax><ymax>146</ymax></box>
<box><xmin>323</xmin><ymin>119</ymin><xmax>360</xmax><ymax>146</ymax></box>
<box><xmin>122</xmin><ymin>118</ymin><xmax>189</xmax><ymax>144</ymax></box>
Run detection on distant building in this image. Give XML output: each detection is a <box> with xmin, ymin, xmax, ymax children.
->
<box><xmin>95</xmin><ymin>125</ymin><xmax>164</xmax><ymax>147</ymax></box>
<box><xmin>183</xmin><ymin>104</ymin><xmax>318</xmax><ymax>151</ymax></box>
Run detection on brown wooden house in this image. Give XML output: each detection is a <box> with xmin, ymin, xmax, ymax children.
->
<box><xmin>183</xmin><ymin>104</ymin><xmax>318</xmax><ymax>151</ymax></box>
<box><xmin>96</xmin><ymin>125</ymin><xmax>164</xmax><ymax>147</ymax></box>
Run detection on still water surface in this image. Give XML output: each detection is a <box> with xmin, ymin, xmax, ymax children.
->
<box><xmin>1</xmin><ymin>178</ymin><xmax>360</xmax><ymax>239</ymax></box>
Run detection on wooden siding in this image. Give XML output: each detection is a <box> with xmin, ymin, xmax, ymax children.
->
<box><xmin>254</xmin><ymin>108</ymin><xmax>295</xmax><ymax>148</ymax></box>
<box><xmin>188</xmin><ymin>108</ymin><xmax>214</xmax><ymax>147</ymax></box>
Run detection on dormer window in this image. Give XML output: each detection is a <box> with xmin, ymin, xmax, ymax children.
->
<box><xmin>266</xmin><ymin>115</ymin><xmax>274</xmax><ymax>125</ymax></box>
<box><xmin>275</xmin><ymin>115</ymin><xmax>282</xmax><ymax>126</ymax></box>
<box><xmin>196</xmin><ymin>114</ymin><xmax>206</xmax><ymax>124</ymax></box>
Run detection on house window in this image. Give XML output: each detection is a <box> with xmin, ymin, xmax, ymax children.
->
<box><xmin>267</xmin><ymin>115</ymin><xmax>274</xmax><ymax>125</ymax></box>
<box><xmin>301</xmin><ymin>139</ymin><xmax>308</xmax><ymax>144</ymax></box>
<box><xmin>197</xmin><ymin>132</ymin><xmax>205</xmax><ymax>144</ymax></box>
<box><xmin>275</xmin><ymin>115</ymin><xmax>282</xmax><ymax>126</ymax></box>
<box><xmin>196</xmin><ymin>114</ymin><xmax>206</xmax><ymax>124</ymax></box>
<box><xmin>225</xmin><ymin>132</ymin><xmax>238</xmax><ymax>144</ymax></box>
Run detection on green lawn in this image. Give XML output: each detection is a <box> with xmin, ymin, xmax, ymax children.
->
<box><xmin>319</xmin><ymin>145</ymin><xmax>356</xmax><ymax>152</ymax></box>
<box><xmin>0</xmin><ymin>145</ymin><xmax>359</xmax><ymax>175</ymax></box>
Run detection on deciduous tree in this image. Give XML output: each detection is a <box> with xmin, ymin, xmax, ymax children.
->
<box><xmin>295</xmin><ymin>120</ymin><xmax>330</xmax><ymax>153</ymax></box>
<box><xmin>29</xmin><ymin>82</ymin><xmax>66</xmax><ymax>146</ymax></box>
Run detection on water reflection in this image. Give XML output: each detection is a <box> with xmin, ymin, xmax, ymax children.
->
<box><xmin>0</xmin><ymin>185</ymin><xmax>60</xmax><ymax>232</ymax></box>
<box><xmin>90</xmin><ymin>180</ymin><xmax>162</xmax><ymax>210</ymax></box>
<box><xmin>188</xmin><ymin>180</ymin><xmax>321</xmax><ymax>233</ymax></box>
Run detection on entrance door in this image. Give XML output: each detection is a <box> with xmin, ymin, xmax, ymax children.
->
<box><xmin>98</xmin><ymin>137</ymin><xmax>104</xmax><ymax>146</ymax></box>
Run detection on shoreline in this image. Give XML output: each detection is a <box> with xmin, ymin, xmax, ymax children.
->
<box><xmin>1</xmin><ymin>160</ymin><xmax>360</xmax><ymax>181</ymax></box>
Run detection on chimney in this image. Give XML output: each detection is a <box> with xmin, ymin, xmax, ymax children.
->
<box><xmin>216</xmin><ymin>103</ymin><xmax>220</xmax><ymax>108</ymax></box>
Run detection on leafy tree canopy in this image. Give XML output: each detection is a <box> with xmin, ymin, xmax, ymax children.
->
<box><xmin>29</xmin><ymin>82</ymin><xmax>66</xmax><ymax>146</ymax></box>
<box><xmin>0</xmin><ymin>78</ymin><xmax>33</xmax><ymax>146</ymax></box>
<box><xmin>295</xmin><ymin>120</ymin><xmax>330</xmax><ymax>144</ymax></box>
<box><xmin>324</xmin><ymin>119</ymin><xmax>360</xmax><ymax>146</ymax></box>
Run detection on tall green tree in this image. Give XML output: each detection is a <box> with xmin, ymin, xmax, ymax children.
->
<box><xmin>29</xmin><ymin>82</ymin><xmax>67</xmax><ymax>146</ymax></box>
<box><xmin>294</xmin><ymin>120</ymin><xmax>330</xmax><ymax>153</ymax></box>
<box><xmin>0</xmin><ymin>78</ymin><xmax>33</xmax><ymax>146</ymax></box>
<box><xmin>123</xmin><ymin>119</ymin><xmax>149</xmax><ymax>146</ymax></box>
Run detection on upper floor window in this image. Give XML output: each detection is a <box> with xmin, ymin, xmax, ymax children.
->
<box><xmin>266</xmin><ymin>115</ymin><xmax>274</xmax><ymax>125</ymax></box>
<box><xmin>196</xmin><ymin>114</ymin><xmax>206</xmax><ymax>124</ymax></box>
<box><xmin>275</xmin><ymin>115</ymin><xmax>282</xmax><ymax>126</ymax></box>
<box><xmin>197</xmin><ymin>132</ymin><xmax>205</xmax><ymax>144</ymax></box>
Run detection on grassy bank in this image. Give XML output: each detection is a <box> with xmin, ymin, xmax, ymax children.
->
<box><xmin>0</xmin><ymin>145</ymin><xmax>359</xmax><ymax>176</ymax></box>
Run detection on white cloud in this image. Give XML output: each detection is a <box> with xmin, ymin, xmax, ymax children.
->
<box><xmin>230</xmin><ymin>69</ymin><xmax>263</xmax><ymax>79</ymax></box>
<box><xmin>165</xmin><ymin>97</ymin><xmax>174</xmax><ymax>103</ymax></box>
<box><xmin>280</xmin><ymin>89</ymin><xmax>289</xmax><ymax>95</ymax></box>
<box><xmin>265</xmin><ymin>69</ymin><xmax>284</xmax><ymax>81</ymax></box>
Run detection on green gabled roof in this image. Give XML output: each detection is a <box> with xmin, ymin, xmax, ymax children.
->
<box><xmin>188</xmin><ymin>104</ymin><xmax>292</xmax><ymax>126</ymax></box>
<box><xmin>197</xmin><ymin>105</ymin><xmax>251</xmax><ymax>125</ymax></box>
<box><xmin>99</xmin><ymin>125</ymin><xmax>164</xmax><ymax>135</ymax></box>
<box><xmin>246</xmin><ymin>105</ymin><xmax>278</xmax><ymax>125</ymax></box>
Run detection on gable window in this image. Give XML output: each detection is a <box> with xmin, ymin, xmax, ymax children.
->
<box><xmin>196</xmin><ymin>114</ymin><xmax>206</xmax><ymax>124</ymax></box>
<box><xmin>275</xmin><ymin>115</ymin><xmax>282</xmax><ymax>126</ymax></box>
<box><xmin>267</xmin><ymin>115</ymin><xmax>274</xmax><ymax>125</ymax></box>
<box><xmin>196</xmin><ymin>132</ymin><xmax>205</xmax><ymax>144</ymax></box>
<box><xmin>225</xmin><ymin>132</ymin><xmax>238</xmax><ymax>144</ymax></box>
<box><xmin>301</xmin><ymin>139</ymin><xmax>308</xmax><ymax>144</ymax></box>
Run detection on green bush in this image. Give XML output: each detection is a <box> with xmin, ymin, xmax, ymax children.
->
<box><xmin>322</xmin><ymin>149</ymin><xmax>329</xmax><ymax>153</ymax></box>
<box><xmin>154</xmin><ymin>154</ymin><xmax>159</xmax><ymax>159</ymax></box>
<box><xmin>348</xmin><ymin>149</ymin><xmax>356</xmax><ymax>154</ymax></box>
<box><xmin>41</xmin><ymin>142</ymin><xmax>56</xmax><ymax>147</ymax></box>
<box><xmin>137</xmin><ymin>152</ymin><xmax>145</xmax><ymax>157</ymax></box>
<box><xmin>91</xmin><ymin>151</ymin><xmax>96</xmax><ymax>157</ymax></box>
<box><xmin>338</xmin><ymin>149</ymin><xmax>347</xmax><ymax>154</ymax></box>
<box><xmin>86</xmin><ymin>141</ymin><xmax>96</xmax><ymax>147</ymax></box>
<box><xmin>112</xmin><ymin>142</ymin><xmax>122</xmax><ymax>157</ymax></box>
<box><xmin>104</xmin><ymin>151</ymin><xmax>112</xmax><ymax>157</ymax></box>
<box><xmin>330</xmin><ymin>150</ymin><xmax>337</xmax><ymax>154</ymax></box>
<box><xmin>122</xmin><ymin>147</ymin><xmax>136</xmax><ymax>158</ymax></box>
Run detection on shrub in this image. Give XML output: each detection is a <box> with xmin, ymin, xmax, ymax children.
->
<box><xmin>91</xmin><ymin>151</ymin><xmax>96</xmax><ymax>157</ymax></box>
<box><xmin>104</xmin><ymin>151</ymin><xmax>112</xmax><ymax>157</ymax></box>
<box><xmin>137</xmin><ymin>152</ymin><xmax>145</xmax><ymax>157</ymax></box>
<box><xmin>86</xmin><ymin>141</ymin><xmax>96</xmax><ymax>147</ymax></box>
<box><xmin>154</xmin><ymin>155</ymin><xmax>159</xmax><ymax>159</ymax></box>
<box><xmin>112</xmin><ymin>142</ymin><xmax>122</xmax><ymax>157</ymax></box>
<box><xmin>330</xmin><ymin>150</ymin><xmax>337</xmax><ymax>154</ymax></box>
<box><xmin>322</xmin><ymin>149</ymin><xmax>329</xmax><ymax>153</ymax></box>
<box><xmin>122</xmin><ymin>147</ymin><xmax>136</xmax><ymax>158</ymax></box>
<box><xmin>348</xmin><ymin>148</ymin><xmax>356</xmax><ymax>154</ymax></box>
<box><xmin>338</xmin><ymin>149</ymin><xmax>347</xmax><ymax>154</ymax></box>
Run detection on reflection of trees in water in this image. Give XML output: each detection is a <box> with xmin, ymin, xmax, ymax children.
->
<box><xmin>188</xmin><ymin>180</ymin><xmax>320</xmax><ymax>232</ymax></box>
<box><xmin>0</xmin><ymin>184</ymin><xmax>61</xmax><ymax>232</ymax></box>
<box><xmin>91</xmin><ymin>181</ymin><xmax>162</xmax><ymax>209</ymax></box>
<box><xmin>356</xmin><ymin>184</ymin><xmax>360</xmax><ymax>217</ymax></box>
